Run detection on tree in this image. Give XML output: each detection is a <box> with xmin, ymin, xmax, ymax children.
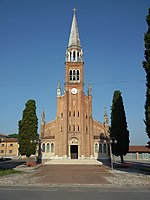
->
<box><xmin>18</xmin><ymin>99</ymin><xmax>38</xmax><ymax>158</ymax></box>
<box><xmin>8</xmin><ymin>133</ymin><xmax>18</xmax><ymax>138</ymax></box>
<box><xmin>109</xmin><ymin>90</ymin><xmax>129</xmax><ymax>163</ymax></box>
<box><xmin>143</xmin><ymin>8</ymin><xmax>150</xmax><ymax>142</ymax></box>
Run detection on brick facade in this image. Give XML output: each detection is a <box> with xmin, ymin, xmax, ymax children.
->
<box><xmin>40</xmin><ymin>11</ymin><xmax>109</xmax><ymax>160</ymax></box>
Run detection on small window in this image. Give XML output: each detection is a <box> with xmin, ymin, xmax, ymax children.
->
<box><xmin>73</xmin><ymin>125</ymin><xmax>75</xmax><ymax>131</ymax></box>
<box><xmin>51</xmin><ymin>143</ymin><xmax>54</xmax><ymax>153</ymax></box>
<box><xmin>73</xmin><ymin>70</ymin><xmax>76</xmax><ymax>80</ymax></box>
<box><xmin>1</xmin><ymin>150</ymin><xmax>4</xmax><ymax>153</ymax></box>
<box><xmin>10</xmin><ymin>144</ymin><xmax>13</xmax><ymax>147</ymax></box>
<box><xmin>78</xmin><ymin>126</ymin><xmax>79</xmax><ymax>131</ymax></box>
<box><xmin>61</xmin><ymin>113</ymin><xmax>63</xmax><ymax>118</ymax></box>
<box><xmin>77</xmin><ymin>70</ymin><xmax>79</xmax><ymax>80</ymax></box>
<box><xmin>95</xmin><ymin>143</ymin><xmax>98</xmax><ymax>153</ymax></box>
<box><xmin>86</xmin><ymin>126</ymin><xmax>88</xmax><ymax>132</ymax></box>
<box><xmin>73</xmin><ymin>51</ymin><xmax>76</xmax><ymax>61</ymax></box>
<box><xmin>1</xmin><ymin>144</ymin><xmax>4</xmax><ymax>147</ymax></box>
<box><xmin>69</xmin><ymin>70</ymin><xmax>72</xmax><ymax>81</ymax></box>
<box><xmin>77</xmin><ymin>51</ymin><xmax>79</xmax><ymax>61</ymax></box>
<box><xmin>78</xmin><ymin>111</ymin><xmax>79</xmax><ymax>117</ymax></box>
<box><xmin>9</xmin><ymin>150</ymin><xmax>13</xmax><ymax>154</ymax></box>
<box><xmin>73</xmin><ymin>111</ymin><xmax>75</xmax><ymax>117</ymax></box>
<box><xmin>47</xmin><ymin>143</ymin><xmax>50</xmax><ymax>152</ymax></box>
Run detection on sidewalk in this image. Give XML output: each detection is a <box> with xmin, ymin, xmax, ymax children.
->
<box><xmin>32</xmin><ymin>163</ymin><xmax>112</xmax><ymax>185</ymax></box>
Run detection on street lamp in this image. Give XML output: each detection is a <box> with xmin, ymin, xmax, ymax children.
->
<box><xmin>108</xmin><ymin>137</ymin><xmax>117</xmax><ymax>170</ymax></box>
<box><xmin>30</xmin><ymin>137</ymin><xmax>42</xmax><ymax>163</ymax></box>
<box><xmin>100</xmin><ymin>136</ymin><xmax>117</xmax><ymax>170</ymax></box>
<box><xmin>30</xmin><ymin>139</ymin><xmax>38</xmax><ymax>156</ymax></box>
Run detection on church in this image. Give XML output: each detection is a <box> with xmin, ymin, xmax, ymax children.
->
<box><xmin>40</xmin><ymin>10</ymin><xmax>109</xmax><ymax>160</ymax></box>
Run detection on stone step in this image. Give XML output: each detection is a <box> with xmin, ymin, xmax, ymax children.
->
<box><xmin>44</xmin><ymin>159</ymin><xmax>102</xmax><ymax>165</ymax></box>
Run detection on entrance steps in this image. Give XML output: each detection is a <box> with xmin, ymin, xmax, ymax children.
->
<box><xmin>43</xmin><ymin>159</ymin><xmax>102</xmax><ymax>165</ymax></box>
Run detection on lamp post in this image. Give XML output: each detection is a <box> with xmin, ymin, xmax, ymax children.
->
<box><xmin>99</xmin><ymin>135</ymin><xmax>117</xmax><ymax>170</ymax></box>
<box><xmin>30</xmin><ymin>137</ymin><xmax>41</xmax><ymax>164</ymax></box>
<box><xmin>108</xmin><ymin>137</ymin><xmax>117</xmax><ymax>170</ymax></box>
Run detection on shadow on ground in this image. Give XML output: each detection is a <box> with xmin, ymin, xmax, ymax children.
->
<box><xmin>101</xmin><ymin>159</ymin><xmax>150</xmax><ymax>175</ymax></box>
<box><xmin>0</xmin><ymin>159</ymin><xmax>26</xmax><ymax>169</ymax></box>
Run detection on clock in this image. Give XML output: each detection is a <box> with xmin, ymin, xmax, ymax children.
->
<box><xmin>71</xmin><ymin>88</ymin><xmax>77</xmax><ymax>94</ymax></box>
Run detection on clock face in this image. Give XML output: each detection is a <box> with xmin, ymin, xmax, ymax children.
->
<box><xmin>71</xmin><ymin>88</ymin><xmax>77</xmax><ymax>94</ymax></box>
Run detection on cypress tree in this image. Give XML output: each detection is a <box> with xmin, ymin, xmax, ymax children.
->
<box><xmin>143</xmin><ymin>8</ymin><xmax>150</xmax><ymax>142</ymax></box>
<box><xmin>109</xmin><ymin>90</ymin><xmax>129</xmax><ymax>163</ymax></box>
<box><xmin>18</xmin><ymin>99</ymin><xmax>38</xmax><ymax>158</ymax></box>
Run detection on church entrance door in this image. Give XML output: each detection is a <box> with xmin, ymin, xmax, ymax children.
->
<box><xmin>70</xmin><ymin>145</ymin><xmax>78</xmax><ymax>159</ymax></box>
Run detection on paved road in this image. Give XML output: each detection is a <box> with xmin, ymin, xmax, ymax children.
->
<box><xmin>0</xmin><ymin>186</ymin><xmax>149</xmax><ymax>200</ymax></box>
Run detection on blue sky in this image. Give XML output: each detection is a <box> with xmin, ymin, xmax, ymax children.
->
<box><xmin>0</xmin><ymin>0</ymin><xmax>149</xmax><ymax>145</ymax></box>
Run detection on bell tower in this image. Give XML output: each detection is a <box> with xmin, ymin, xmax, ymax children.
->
<box><xmin>65</xmin><ymin>8</ymin><xmax>84</xmax><ymax>93</ymax></box>
<box><xmin>40</xmin><ymin>9</ymin><xmax>109</xmax><ymax>160</ymax></box>
<box><xmin>60</xmin><ymin>9</ymin><xmax>93</xmax><ymax>158</ymax></box>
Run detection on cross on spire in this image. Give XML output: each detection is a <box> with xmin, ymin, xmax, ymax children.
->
<box><xmin>73</xmin><ymin>8</ymin><xmax>77</xmax><ymax>14</ymax></box>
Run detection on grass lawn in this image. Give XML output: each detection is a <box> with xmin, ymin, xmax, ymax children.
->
<box><xmin>140</xmin><ymin>167</ymin><xmax>150</xmax><ymax>173</ymax></box>
<box><xmin>0</xmin><ymin>169</ymin><xmax>22</xmax><ymax>176</ymax></box>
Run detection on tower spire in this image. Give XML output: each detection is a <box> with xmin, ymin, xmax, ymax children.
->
<box><xmin>66</xmin><ymin>9</ymin><xmax>83</xmax><ymax>62</ymax></box>
<box><xmin>57</xmin><ymin>80</ymin><xmax>61</xmax><ymax>97</ymax></box>
<box><xmin>104</xmin><ymin>107</ymin><xmax>108</xmax><ymax>125</ymax></box>
<box><xmin>41</xmin><ymin>107</ymin><xmax>45</xmax><ymax>124</ymax></box>
<box><xmin>68</xmin><ymin>8</ymin><xmax>81</xmax><ymax>48</ymax></box>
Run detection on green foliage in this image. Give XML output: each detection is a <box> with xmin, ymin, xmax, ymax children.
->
<box><xmin>109</xmin><ymin>90</ymin><xmax>129</xmax><ymax>160</ymax></box>
<box><xmin>0</xmin><ymin>169</ymin><xmax>22</xmax><ymax>176</ymax></box>
<box><xmin>143</xmin><ymin>8</ymin><xmax>150</xmax><ymax>140</ymax></box>
<box><xmin>8</xmin><ymin>133</ymin><xmax>18</xmax><ymax>138</ymax></box>
<box><xmin>18</xmin><ymin>99</ymin><xmax>38</xmax><ymax>157</ymax></box>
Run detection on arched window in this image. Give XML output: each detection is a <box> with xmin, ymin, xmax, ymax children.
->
<box><xmin>77</xmin><ymin>51</ymin><xmax>79</xmax><ymax>61</ymax></box>
<box><xmin>95</xmin><ymin>143</ymin><xmax>98</xmax><ymax>153</ymax></box>
<box><xmin>99</xmin><ymin>143</ymin><xmax>102</xmax><ymax>153</ymax></box>
<box><xmin>51</xmin><ymin>143</ymin><xmax>54</xmax><ymax>153</ymax></box>
<box><xmin>78</xmin><ymin>125</ymin><xmax>79</xmax><ymax>131</ymax></box>
<box><xmin>73</xmin><ymin>70</ymin><xmax>76</xmax><ymax>80</ymax></box>
<box><xmin>103</xmin><ymin>143</ymin><xmax>107</xmax><ymax>153</ymax></box>
<box><xmin>42</xmin><ymin>143</ymin><xmax>45</xmax><ymax>152</ymax></box>
<box><xmin>77</xmin><ymin>70</ymin><xmax>79</xmax><ymax>80</ymax></box>
<box><xmin>73</xmin><ymin>111</ymin><xmax>75</xmax><ymax>117</ymax></box>
<box><xmin>47</xmin><ymin>143</ymin><xmax>50</xmax><ymax>153</ymax></box>
<box><xmin>73</xmin><ymin>51</ymin><xmax>76</xmax><ymax>61</ymax></box>
<box><xmin>73</xmin><ymin>125</ymin><xmax>75</xmax><ymax>131</ymax></box>
<box><xmin>69</xmin><ymin>70</ymin><xmax>72</xmax><ymax>81</ymax></box>
<box><xmin>78</xmin><ymin>111</ymin><xmax>79</xmax><ymax>117</ymax></box>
